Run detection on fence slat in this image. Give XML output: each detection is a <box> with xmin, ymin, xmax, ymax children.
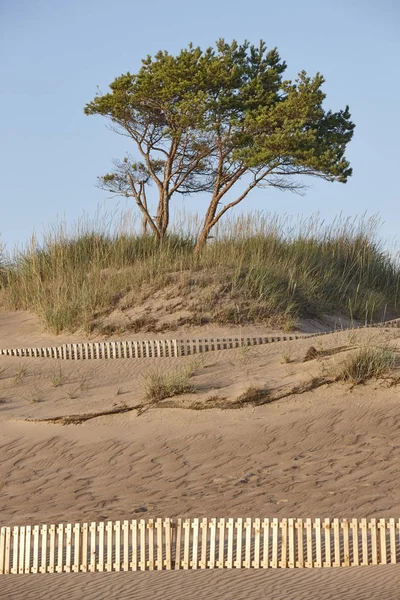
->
<box><xmin>58</xmin><ymin>524</ymin><xmax>66</xmax><ymax>572</ymax></box>
<box><xmin>98</xmin><ymin>522</ymin><xmax>104</xmax><ymax>572</ymax></box>
<box><xmin>281</xmin><ymin>518</ymin><xmax>288</xmax><ymax>568</ymax></box>
<box><xmin>18</xmin><ymin>526</ymin><xmax>25</xmax><ymax>574</ymax></box>
<box><xmin>24</xmin><ymin>525</ymin><xmax>31</xmax><ymax>574</ymax></box>
<box><xmin>371</xmin><ymin>518</ymin><xmax>378</xmax><ymax>565</ymax></box>
<box><xmin>271</xmin><ymin>518</ymin><xmax>279</xmax><ymax>568</ymax></box>
<box><xmin>235</xmin><ymin>518</ymin><xmax>243</xmax><ymax>568</ymax></box>
<box><xmin>49</xmin><ymin>524</ymin><xmax>56</xmax><ymax>574</ymax></box>
<box><xmin>288</xmin><ymin>519</ymin><xmax>295</xmax><ymax>568</ymax></box>
<box><xmin>315</xmin><ymin>519</ymin><xmax>322</xmax><ymax>568</ymax></box>
<box><xmin>262</xmin><ymin>518</ymin><xmax>270</xmax><ymax>568</ymax></box>
<box><xmin>114</xmin><ymin>521</ymin><xmax>121</xmax><ymax>572</ymax></box>
<box><xmin>208</xmin><ymin>519</ymin><xmax>217</xmax><ymax>569</ymax></box>
<box><xmin>244</xmin><ymin>518</ymin><xmax>252</xmax><ymax>569</ymax></box>
<box><xmin>200</xmin><ymin>518</ymin><xmax>208</xmax><ymax>569</ymax></box>
<box><xmin>389</xmin><ymin>518</ymin><xmax>396</xmax><ymax>564</ymax></box>
<box><xmin>333</xmin><ymin>518</ymin><xmax>340</xmax><ymax>567</ymax></box>
<box><xmin>139</xmin><ymin>519</ymin><xmax>146</xmax><ymax>571</ymax></box>
<box><xmin>253</xmin><ymin>519</ymin><xmax>261</xmax><ymax>569</ymax></box>
<box><xmin>218</xmin><ymin>518</ymin><xmax>225</xmax><ymax>569</ymax></box>
<box><xmin>192</xmin><ymin>518</ymin><xmax>199</xmax><ymax>569</ymax></box>
<box><xmin>11</xmin><ymin>527</ymin><xmax>19</xmax><ymax>574</ymax></box>
<box><xmin>379</xmin><ymin>519</ymin><xmax>387</xmax><ymax>565</ymax></box>
<box><xmin>174</xmin><ymin>518</ymin><xmax>182</xmax><ymax>570</ymax></box>
<box><xmin>156</xmin><ymin>518</ymin><xmax>163</xmax><ymax>571</ymax></box>
<box><xmin>226</xmin><ymin>518</ymin><xmax>234</xmax><ymax>569</ymax></box>
<box><xmin>40</xmin><ymin>525</ymin><xmax>48</xmax><ymax>574</ymax></box>
<box><xmin>296</xmin><ymin>519</ymin><xmax>304</xmax><ymax>568</ymax></box>
<box><xmin>73</xmin><ymin>523</ymin><xmax>80</xmax><ymax>573</ymax></box>
<box><xmin>131</xmin><ymin>520</ymin><xmax>138</xmax><ymax>571</ymax></box>
<box><xmin>65</xmin><ymin>523</ymin><xmax>72</xmax><ymax>573</ymax></box>
<box><xmin>351</xmin><ymin>519</ymin><xmax>359</xmax><ymax>567</ymax></box>
<box><xmin>89</xmin><ymin>522</ymin><xmax>96</xmax><ymax>572</ymax></box>
<box><xmin>81</xmin><ymin>523</ymin><xmax>88</xmax><ymax>572</ymax></box>
<box><xmin>183</xmin><ymin>519</ymin><xmax>191</xmax><ymax>570</ymax></box>
<box><xmin>342</xmin><ymin>519</ymin><xmax>350</xmax><ymax>567</ymax></box>
<box><xmin>4</xmin><ymin>528</ymin><xmax>11</xmax><ymax>574</ymax></box>
<box><xmin>148</xmin><ymin>519</ymin><xmax>154</xmax><ymax>571</ymax></box>
<box><xmin>165</xmin><ymin>518</ymin><xmax>172</xmax><ymax>570</ymax></box>
<box><xmin>32</xmin><ymin>525</ymin><xmax>39</xmax><ymax>574</ymax></box>
<box><xmin>324</xmin><ymin>519</ymin><xmax>331</xmax><ymax>567</ymax></box>
<box><xmin>305</xmin><ymin>519</ymin><xmax>313</xmax><ymax>568</ymax></box>
<box><xmin>361</xmin><ymin>519</ymin><xmax>368</xmax><ymax>566</ymax></box>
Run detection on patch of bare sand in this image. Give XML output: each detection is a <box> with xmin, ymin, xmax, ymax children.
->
<box><xmin>2</xmin><ymin>566</ymin><xmax>400</xmax><ymax>599</ymax></box>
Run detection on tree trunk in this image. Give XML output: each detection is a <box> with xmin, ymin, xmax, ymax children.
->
<box><xmin>194</xmin><ymin>196</ymin><xmax>219</xmax><ymax>253</ymax></box>
<box><xmin>194</xmin><ymin>225</ymin><xmax>211</xmax><ymax>253</ymax></box>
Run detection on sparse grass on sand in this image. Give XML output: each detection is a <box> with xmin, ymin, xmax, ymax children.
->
<box><xmin>0</xmin><ymin>211</ymin><xmax>399</xmax><ymax>334</ymax></box>
<box><xmin>333</xmin><ymin>346</ymin><xmax>397</xmax><ymax>385</ymax></box>
<box><xmin>142</xmin><ymin>360</ymin><xmax>202</xmax><ymax>403</ymax></box>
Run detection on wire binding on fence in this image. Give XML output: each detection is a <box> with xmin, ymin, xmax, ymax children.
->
<box><xmin>0</xmin><ymin>318</ymin><xmax>398</xmax><ymax>360</ymax></box>
<box><xmin>1</xmin><ymin>517</ymin><xmax>399</xmax><ymax>574</ymax></box>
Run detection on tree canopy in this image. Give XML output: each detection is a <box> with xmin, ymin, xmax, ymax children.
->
<box><xmin>85</xmin><ymin>39</ymin><xmax>355</xmax><ymax>251</ymax></box>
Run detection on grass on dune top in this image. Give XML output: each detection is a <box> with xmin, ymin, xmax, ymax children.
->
<box><xmin>0</xmin><ymin>211</ymin><xmax>399</xmax><ymax>335</ymax></box>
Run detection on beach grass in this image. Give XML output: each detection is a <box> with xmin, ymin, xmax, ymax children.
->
<box><xmin>0</xmin><ymin>210</ymin><xmax>399</xmax><ymax>334</ymax></box>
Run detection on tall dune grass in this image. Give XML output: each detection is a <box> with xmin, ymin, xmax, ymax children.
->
<box><xmin>0</xmin><ymin>211</ymin><xmax>399</xmax><ymax>334</ymax></box>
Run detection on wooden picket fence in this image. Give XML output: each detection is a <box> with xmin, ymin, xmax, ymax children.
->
<box><xmin>1</xmin><ymin>318</ymin><xmax>398</xmax><ymax>361</ymax></box>
<box><xmin>0</xmin><ymin>336</ymin><xmax>301</xmax><ymax>360</ymax></box>
<box><xmin>1</xmin><ymin>517</ymin><xmax>400</xmax><ymax>574</ymax></box>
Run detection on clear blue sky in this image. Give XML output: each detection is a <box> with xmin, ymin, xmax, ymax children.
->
<box><xmin>1</xmin><ymin>0</ymin><xmax>399</xmax><ymax>251</ymax></box>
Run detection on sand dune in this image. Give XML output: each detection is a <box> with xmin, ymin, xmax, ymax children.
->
<box><xmin>1</xmin><ymin>308</ymin><xmax>400</xmax><ymax>597</ymax></box>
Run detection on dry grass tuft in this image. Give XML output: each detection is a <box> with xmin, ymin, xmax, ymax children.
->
<box><xmin>303</xmin><ymin>346</ymin><xmax>319</xmax><ymax>362</ymax></box>
<box><xmin>142</xmin><ymin>363</ymin><xmax>198</xmax><ymax>402</ymax></box>
<box><xmin>233</xmin><ymin>386</ymin><xmax>271</xmax><ymax>407</ymax></box>
<box><xmin>333</xmin><ymin>346</ymin><xmax>397</xmax><ymax>385</ymax></box>
<box><xmin>50</xmin><ymin>364</ymin><xmax>66</xmax><ymax>388</ymax></box>
<box><xmin>13</xmin><ymin>363</ymin><xmax>29</xmax><ymax>385</ymax></box>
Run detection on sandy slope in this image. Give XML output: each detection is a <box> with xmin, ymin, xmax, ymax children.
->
<box><xmin>1</xmin><ymin>308</ymin><xmax>400</xmax><ymax>598</ymax></box>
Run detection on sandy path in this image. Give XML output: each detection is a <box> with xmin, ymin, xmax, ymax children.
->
<box><xmin>2</xmin><ymin>566</ymin><xmax>400</xmax><ymax>599</ymax></box>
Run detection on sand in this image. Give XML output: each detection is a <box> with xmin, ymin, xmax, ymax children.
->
<box><xmin>1</xmin><ymin>308</ymin><xmax>400</xmax><ymax>598</ymax></box>
<box><xmin>2</xmin><ymin>566</ymin><xmax>400</xmax><ymax>600</ymax></box>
